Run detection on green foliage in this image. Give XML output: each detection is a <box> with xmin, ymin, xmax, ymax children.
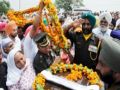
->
<box><xmin>55</xmin><ymin>0</ymin><xmax>84</xmax><ymax>12</ymax></box>
<box><xmin>75</xmin><ymin>0</ymin><xmax>84</xmax><ymax>6</ymax></box>
<box><xmin>0</xmin><ymin>0</ymin><xmax>10</xmax><ymax>15</ymax></box>
<box><xmin>55</xmin><ymin>0</ymin><xmax>72</xmax><ymax>12</ymax></box>
<box><xmin>36</xmin><ymin>84</ymin><xmax>44</xmax><ymax>90</ymax></box>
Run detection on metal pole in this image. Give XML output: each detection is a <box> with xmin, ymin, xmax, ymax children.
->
<box><xmin>19</xmin><ymin>0</ymin><xmax>21</xmax><ymax>10</ymax></box>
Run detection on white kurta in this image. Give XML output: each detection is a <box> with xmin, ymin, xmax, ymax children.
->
<box><xmin>92</xmin><ymin>27</ymin><xmax>112</xmax><ymax>39</ymax></box>
<box><xmin>23</xmin><ymin>33</ymin><xmax>38</xmax><ymax>61</ymax></box>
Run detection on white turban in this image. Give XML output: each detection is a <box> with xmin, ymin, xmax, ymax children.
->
<box><xmin>99</xmin><ymin>12</ymin><xmax>112</xmax><ymax>24</ymax></box>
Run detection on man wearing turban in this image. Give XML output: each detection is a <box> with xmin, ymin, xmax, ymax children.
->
<box><xmin>92</xmin><ymin>12</ymin><xmax>112</xmax><ymax>39</ymax></box>
<box><xmin>96</xmin><ymin>37</ymin><xmax>120</xmax><ymax>90</ymax></box>
<box><xmin>64</xmin><ymin>13</ymin><xmax>100</xmax><ymax>70</ymax></box>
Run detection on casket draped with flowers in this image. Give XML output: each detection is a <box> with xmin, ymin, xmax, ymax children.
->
<box><xmin>32</xmin><ymin>63</ymin><xmax>103</xmax><ymax>90</ymax></box>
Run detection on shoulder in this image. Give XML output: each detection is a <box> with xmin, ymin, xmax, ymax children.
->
<box><xmin>106</xmin><ymin>29</ymin><xmax>112</xmax><ymax>35</ymax></box>
<box><xmin>92</xmin><ymin>27</ymin><xmax>100</xmax><ymax>33</ymax></box>
<box><xmin>15</xmin><ymin>36</ymin><xmax>21</xmax><ymax>41</ymax></box>
<box><xmin>1</xmin><ymin>62</ymin><xmax>7</xmax><ymax>69</ymax></box>
<box><xmin>24</xmin><ymin>33</ymin><xmax>32</xmax><ymax>41</ymax></box>
<box><xmin>0</xmin><ymin>62</ymin><xmax>7</xmax><ymax>72</ymax></box>
<box><xmin>107</xmin><ymin>29</ymin><xmax>112</xmax><ymax>33</ymax></box>
<box><xmin>34</xmin><ymin>52</ymin><xmax>43</xmax><ymax>61</ymax></box>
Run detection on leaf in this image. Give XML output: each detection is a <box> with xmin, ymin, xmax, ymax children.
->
<box><xmin>36</xmin><ymin>84</ymin><xmax>44</xmax><ymax>90</ymax></box>
<box><xmin>55</xmin><ymin>0</ymin><xmax>84</xmax><ymax>12</ymax></box>
<box><xmin>0</xmin><ymin>0</ymin><xmax>10</xmax><ymax>14</ymax></box>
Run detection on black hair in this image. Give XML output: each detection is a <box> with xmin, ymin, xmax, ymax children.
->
<box><xmin>22</xmin><ymin>23</ymin><xmax>32</xmax><ymax>34</ymax></box>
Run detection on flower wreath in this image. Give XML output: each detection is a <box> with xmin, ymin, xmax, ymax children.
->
<box><xmin>7</xmin><ymin>6</ymin><xmax>39</xmax><ymax>27</ymax></box>
<box><xmin>7</xmin><ymin>0</ymin><xmax>69</xmax><ymax>49</ymax></box>
<box><xmin>32</xmin><ymin>63</ymin><xmax>103</xmax><ymax>90</ymax></box>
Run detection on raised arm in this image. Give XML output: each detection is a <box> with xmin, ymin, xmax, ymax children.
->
<box><xmin>29</xmin><ymin>1</ymin><xmax>45</xmax><ymax>38</ymax></box>
<box><xmin>63</xmin><ymin>19</ymin><xmax>84</xmax><ymax>34</ymax></box>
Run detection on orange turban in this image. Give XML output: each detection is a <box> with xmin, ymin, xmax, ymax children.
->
<box><xmin>5</xmin><ymin>21</ymin><xmax>17</xmax><ymax>35</ymax></box>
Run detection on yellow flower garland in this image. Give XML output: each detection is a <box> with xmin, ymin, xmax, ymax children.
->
<box><xmin>7</xmin><ymin>0</ymin><xmax>69</xmax><ymax>49</ymax></box>
<box><xmin>50</xmin><ymin>63</ymin><xmax>102</xmax><ymax>87</ymax></box>
<box><xmin>39</xmin><ymin>0</ymin><xmax>69</xmax><ymax>49</ymax></box>
<box><xmin>7</xmin><ymin>6</ymin><xmax>39</xmax><ymax>27</ymax></box>
<box><xmin>32</xmin><ymin>63</ymin><xmax>103</xmax><ymax>90</ymax></box>
<box><xmin>32</xmin><ymin>73</ymin><xmax>45</xmax><ymax>90</ymax></box>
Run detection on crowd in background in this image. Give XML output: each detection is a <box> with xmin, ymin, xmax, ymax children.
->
<box><xmin>0</xmin><ymin>1</ymin><xmax>120</xmax><ymax>90</ymax></box>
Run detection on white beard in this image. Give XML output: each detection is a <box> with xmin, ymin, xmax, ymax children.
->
<box><xmin>99</xmin><ymin>26</ymin><xmax>108</xmax><ymax>33</ymax></box>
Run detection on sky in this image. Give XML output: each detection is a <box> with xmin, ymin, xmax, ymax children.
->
<box><xmin>8</xmin><ymin>0</ymin><xmax>120</xmax><ymax>11</ymax></box>
<box><xmin>83</xmin><ymin>0</ymin><xmax>120</xmax><ymax>11</ymax></box>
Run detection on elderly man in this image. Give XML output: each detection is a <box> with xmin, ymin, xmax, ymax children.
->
<box><xmin>93</xmin><ymin>12</ymin><xmax>112</xmax><ymax>39</ymax></box>
<box><xmin>64</xmin><ymin>13</ymin><xmax>100</xmax><ymax>70</ymax></box>
<box><xmin>96</xmin><ymin>37</ymin><xmax>120</xmax><ymax>90</ymax></box>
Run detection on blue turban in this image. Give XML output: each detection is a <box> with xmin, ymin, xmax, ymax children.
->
<box><xmin>81</xmin><ymin>13</ymin><xmax>96</xmax><ymax>28</ymax></box>
<box><xmin>110</xmin><ymin>30</ymin><xmax>120</xmax><ymax>40</ymax></box>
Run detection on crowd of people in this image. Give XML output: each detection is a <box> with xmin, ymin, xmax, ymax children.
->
<box><xmin>0</xmin><ymin>1</ymin><xmax>120</xmax><ymax>90</ymax></box>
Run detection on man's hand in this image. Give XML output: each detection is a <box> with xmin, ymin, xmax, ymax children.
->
<box><xmin>63</xmin><ymin>18</ymin><xmax>84</xmax><ymax>34</ymax></box>
<box><xmin>71</xmin><ymin>19</ymin><xmax>84</xmax><ymax>28</ymax></box>
<box><xmin>39</xmin><ymin>1</ymin><xmax>45</xmax><ymax>11</ymax></box>
<box><xmin>52</xmin><ymin>56</ymin><xmax>61</xmax><ymax>65</ymax></box>
<box><xmin>30</xmin><ymin>1</ymin><xmax>45</xmax><ymax>38</ymax></box>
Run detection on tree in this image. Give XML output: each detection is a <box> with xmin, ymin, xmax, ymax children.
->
<box><xmin>55</xmin><ymin>0</ymin><xmax>72</xmax><ymax>12</ymax></box>
<box><xmin>55</xmin><ymin>0</ymin><xmax>84</xmax><ymax>12</ymax></box>
<box><xmin>73</xmin><ymin>0</ymin><xmax>84</xmax><ymax>6</ymax></box>
<box><xmin>0</xmin><ymin>0</ymin><xmax>10</xmax><ymax>15</ymax></box>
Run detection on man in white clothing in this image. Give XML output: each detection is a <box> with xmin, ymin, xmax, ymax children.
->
<box><xmin>5</xmin><ymin>21</ymin><xmax>21</xmax><ymax>50</ymax></box>
<box><xmin>92</xmin><ymin>12</ymin><xmax>112</xmax><ymax>39</ymax></box>
<box><xmin>23</xmin><ymin>2</ymin><xmax>44</xmax><ymax>60</ymax></box>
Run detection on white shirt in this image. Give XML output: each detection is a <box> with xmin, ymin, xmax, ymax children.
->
<box><xmin>92</xmin><ymin>27</ymin><xmax>112</xmax><ymax>39</ymax></box>
<box><xmin>23</xmin><ymin>33</ymin><xmax>38</xmax><ymax>61</ymax></box>
<box><xmin>14</xmin><ymin>36</ymin><xmax>21</xmax><ymax>50</ymax></box>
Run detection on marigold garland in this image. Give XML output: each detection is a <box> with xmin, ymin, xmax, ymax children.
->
<box><xmin>32</xmin><ymin>63</ymin><xmax>103</xmax><ymax>90</ymax></box>
<box><xmin>39</xmin><ymin>0</ymin><xmax>69</xmax><ymax>49</ymax></box>
<box><xmin>7</xmin><ymin>6</ymin><xmax>39</xmax><ymax>27</ymax></box>
<box><xmin>7</xmin><ymin>0</ymin><xmax>69</xmax><ymax>49</ymax></box>
<box><xmin>32</xmin><ymin>73</ymin><xmax>45</xmax><ymax>90</ymax></box>
<box><xmin>50</xmin><ymin>63</ymin><xmax>103</xmax><ymax>87</ymax></box>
